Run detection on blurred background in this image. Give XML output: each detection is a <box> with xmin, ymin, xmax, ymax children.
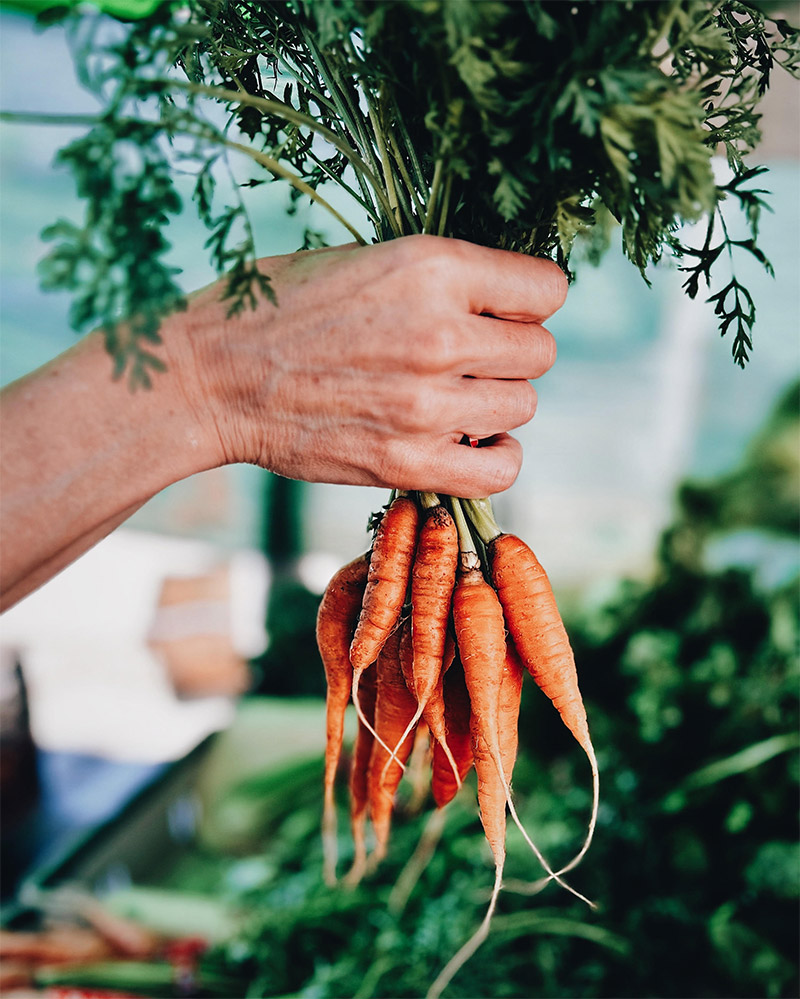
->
<box><xmin>0</xmin><ymin>6</ymin><xmax>798</xmax><ymax>999</ymax></box>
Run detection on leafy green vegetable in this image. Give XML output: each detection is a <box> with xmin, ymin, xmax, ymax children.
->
<box><xmin>4</xmin><ymin>0</ymin><xmax>797</xmax><ymax>383</ymax></box>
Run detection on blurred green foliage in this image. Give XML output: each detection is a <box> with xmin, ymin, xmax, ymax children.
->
<box><xmin>191</xmin><ymin>382</ymin><xmax>800</xmax><ymax>998</ymax></box>
<box><xmin>43</xmin><ymin>383</ymin><xmax>790</xmax><ymax>998</ymax></box>
<box><xmin>6</xmin><ymin>0</ymin><xmax>163</xmax><ymax>17</ymax></box>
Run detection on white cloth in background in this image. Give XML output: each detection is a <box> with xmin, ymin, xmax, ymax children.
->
<box><xmin>0</xmin><ymin>530</ymin><xmax>269</xmax><ymax>762</ymax></box>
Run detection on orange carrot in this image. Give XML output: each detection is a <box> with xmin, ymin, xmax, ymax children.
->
<box><xmin>428</xmin><ymin>572</ymin><xmax>507</xmax><ymax>999</ymax></box>
<box><xmin>488</xmin><ymin>532</ymin><xmax>599</xmax><ymax>877</ymax></box>
<box><xmin>385</xmin><ymin>501</ymin><xmax>459</xmax><ymax>773</ymax></box>
<box><xmin>317</xmin><ymin>552</ymin><xmax>370</xmax><ymax>885</ymax></box>
<box><xmin>391</xmin><ymin>602</ymin><xmax>461</xmax><ymax>788</ymax></box>
<box><xmin>431</xmin><ymin>654</ymin><xmax>473</xmax><ymax>809</ymax></box>
<box><xmin>450</xmin><ymin>502</ymin><xmax>589</xmax><ymax>902</ymax></box>
<box><xmin>490</xmin><ymin>534</ymin><xmax>590</xmax><ymax>751</ymax></box>
<box><xmin>498</xmin><ymin>643</ymin><xmax>524</xmax><ymax>785</ymax></box>
<box><xmin>350</xmin><ymin>494</ymin><xmax>419</xmax><ymax>763</ymax></box>
<box><xmin>345</xmin><ymin>661</ymin><xmax>378</xmax><ymax>886</ymax></box>
<box><xmin>411</xmin><ymin>502</ymin><xmax>459</xmax><ymax>702</ymax></box>
<box><xmin>452</xmin><ymin>558</ymin><xmax>508</xmax><ymax>865</ymax></box>
<box><xmin>350</xmin><ymin>495</ymin><xmax>419</xmax><ymax>673</ymax></box>
<box><xmin>420</xmin><ymin>630</ymin><xmax>458</xmax><ymax>775</ymax></box>
<box><xmin>366</xmin><ymin>623</ymin><xmax>419</xmax><ymax>865</ymax></box>
<box><xmin>399</xmin><ymin>609</ymin><xmax>416</xmax><ymax>693</ymax></box>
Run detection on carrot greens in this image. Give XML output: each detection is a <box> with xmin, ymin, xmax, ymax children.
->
<box><xmin>5</xmin><ymin>0</ymin><xmax>797</xmax><ymax>383</ymax></box>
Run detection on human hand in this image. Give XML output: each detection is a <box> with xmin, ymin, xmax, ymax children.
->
<box><xmin>170</xmin><ymin>234</ymin><xmax>566</xmax><ymax>498</ymax></box>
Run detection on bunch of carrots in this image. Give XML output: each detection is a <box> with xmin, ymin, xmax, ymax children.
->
<box><xmin>317</xmin><ymin>489</ymin><xmax>600</xmax><ymax>994</ymax></box>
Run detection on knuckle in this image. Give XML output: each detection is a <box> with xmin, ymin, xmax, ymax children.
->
<box><xmin>392</xmin><ymin>380</ymin><xmax>438</xmax><ymax>433</ymax></box>
<box><xmin>517</xmin><ymin>382</ymin><xmax>538</xmax><ymax>424</ymax></box>
<box><xmin>537</xmin><ymin>261</ymin><xmax>569</xmax><ymax>312</ymax></box>
<box><xmin>375</xmin><ymin>438</ymin><xmax>417</xmax><ymax>489</ymax></box>
<box><xmin>425</xmin><ymin>324</ymin><xmax>460</xmax><ymax>372</ymax></box>
<box><xmin>419</xmin><ymin>254</ymin><xmax>454</xmax><ymax>296</ymax></box>
<box><xmin>486</xmin><ymin>454</ymin><xmax>521</xmax><ymax>494</ymax></box>
<box><xmin>393</xmin><ymin>233</ymin><xmax>444</xmax><ymax>269</ymax></box>
<box><xmin>535</xmin><ymin>325</ymin><xmax>558</xmax><ymax>371</ymax></box>
<box><xmin>406</xmin><ymin>232</ymin><xmax>441</xmax><ymax>255</ymax></box>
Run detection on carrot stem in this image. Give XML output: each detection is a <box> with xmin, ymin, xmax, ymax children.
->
<box><xmin>450</xmin><ymin>498</ymin><xmax>477</xmax><ymax>558</ymax></box>
<box><xmin>463</xmin><ymin>497</ymin><xmax>502</xmax><ymax>545</ymax></box>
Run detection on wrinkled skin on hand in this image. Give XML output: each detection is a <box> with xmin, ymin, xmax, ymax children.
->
<box><xmin>174</xmin><ymin>235</ymin><xmax>566</xmax><ymax>498</ymax></box>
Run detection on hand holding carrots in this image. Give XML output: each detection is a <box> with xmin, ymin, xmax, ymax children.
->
<box><xmin>1</xmin><ymin>234</ymin><xmax>564</xmax><ymax>609</ymax></box>
<box><xmin>170</xmin><ymin>235</ymin><xmax>564</xmax><ymax>499</ymax></box>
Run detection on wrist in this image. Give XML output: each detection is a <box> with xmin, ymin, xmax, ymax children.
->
<box><xmin>164</xmin><ymin>269</ymin><xmax>283</xmax><ymax>471</ymax></box>
<box><xmin>157</xmin><ymin>301</ymin><xmax>233</xmax><ymax>473</ymax></box>
<box><xmin>68</xmin><ymin>327</ymin><xmax>217</xmax><ymax>490</ymax></box>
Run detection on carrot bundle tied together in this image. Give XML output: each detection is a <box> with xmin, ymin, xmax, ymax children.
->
<box><xmin>317</xmin><ymin>490</ymin><xmax>600</xmax><ymax>988</ymax></box>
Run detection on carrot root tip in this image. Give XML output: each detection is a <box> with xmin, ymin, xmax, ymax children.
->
<box><xmin>426</xmin><ymin>863</ymin><xmax>504</xmax><ymax>999</ymax></box>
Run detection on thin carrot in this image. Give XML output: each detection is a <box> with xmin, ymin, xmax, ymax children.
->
<box><xmin>366</xmin><ymin>622</ymin><xmax>419</xmax><ymax>866</ymax></box>
<box><xmin>427</xmin><ymin>663</ymin><xmax>515</xmax><ymax>999</ymax></box>
<box><xmin>344</xmin><ymin>662</ymin><xmax>378</xmax><ymax>887</ymax></box>
<box><xmin>420</xmin><ymin>629</ymin><xmax>461</xmax><ymax>787</ymax></box>
<box><xmin>451</xmin><ymin>552</ymin><xmax>509</xmax><ymax>867</ymax></box>
<box><xmin>317</xmin><ymin>553</ymin><xmax>369</xmax><ymax>885</ymax></box>
<box><xmin>491</xmin><ymin>534</ymin><xmax>591</xmax><ymax>751</ymax></box>
<box><xmin>399</xmin><ymin>608</ymin><xmax>416</xmax><ymax>693</ymax></box>
<box><xmin>465</xmin><ymin>497</ymin><xmax>600</xmax><ymax>884</ymax></box>
<box><xmin>431</xmin><ymin>654</ymin><xmax>473</xmax><ymax>809</ymax></box>
<box><xmin>488</xmin><ymin>530</ymin><xmax>599</xmax><ymax>879</ymax></box>
<box><xmin>450</xmin><ymin>500</ymin><xmax>590</xmax><ymax>904</ymax></box>
<box><xmin>350</xmin><ymin>494</ymin><xmax>419</xmax><ymax>762</ymax></box>
<box><xmin>387</xmin><ymin>588</ymin><xmax>460</xmax><ymax>788</ymax></box>
<box><xmin>411</xmin><ymin>499</ymin><xmax>459</xmax><ymax>700</ymax></box>
<box><xmin>350</xmin><ymin>495</ymin><xmax>419</xmax><ymax>673</ymax></box>
<box><xmin>498</xmin><ymin>642</ymin><xmax>524</xmax><ymax>786</ymax></box>
<box><xmin>388</xmin><ymin>498</ymin><xmax>459</xmax><ymax>771</ymax></box>
<box><xmin>427</xmin><ymin>621</ymin><xmax>506</xmax><ymax>999</ymax></box>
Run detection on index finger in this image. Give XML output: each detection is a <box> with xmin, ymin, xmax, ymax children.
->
<box><xmin>448</xmin><ymin>239</ymin><xmax>569</xmax><ymax>322</ymax></box>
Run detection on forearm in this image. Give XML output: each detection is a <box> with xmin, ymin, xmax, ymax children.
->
<box><xmin>0</xmin><ymin>503</ymin><xmax>144</xmax><ymax>610</ymax></box>
<box><xmin>0</xmin><ymin>323</ymin><xmax>216</xmax><ymax>609</ymax></box>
